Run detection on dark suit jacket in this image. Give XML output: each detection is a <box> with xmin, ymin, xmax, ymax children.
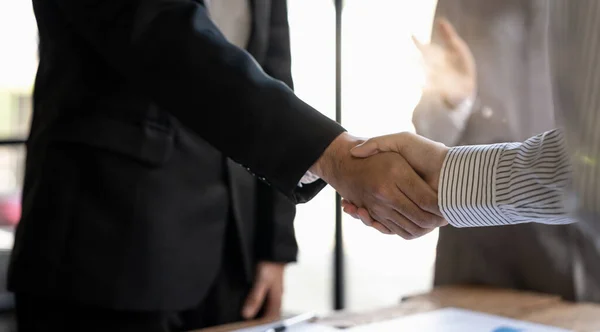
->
<box><xmin>227</xmin><ymin>0</ymin><xmax>299</xmax><ymax>287</ymax></box>
<box><xmin>8</xmin><ymin>0</ymin><xmax>344</xmax><ymax>311</ymax></box>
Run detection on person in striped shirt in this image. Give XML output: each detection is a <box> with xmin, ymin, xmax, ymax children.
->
<box><xmin>342</xmin><ymin>0</ymin><xmax>600</xmax><ymax>290</ymax></box>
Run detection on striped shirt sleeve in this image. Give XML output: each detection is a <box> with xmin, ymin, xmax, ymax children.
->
<box><xmin>438</xmin><ymin>129</ymin><xmax>575</xmax><ymax>227</ymax></box>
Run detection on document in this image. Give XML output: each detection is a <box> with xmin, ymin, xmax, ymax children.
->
<box><xmin>347</xmin><ymin>308</ymin><xmax>571</xmax><ymax>332</ymax></box>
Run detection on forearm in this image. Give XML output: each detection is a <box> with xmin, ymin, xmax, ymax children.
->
<box><xmin>439</xmin><ymin>129</ymin><xmax>575</xmax><ymax>227</ymax></box>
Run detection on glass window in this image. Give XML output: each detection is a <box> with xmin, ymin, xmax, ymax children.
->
<box><xmin>284</xmin><ymin>0</ymin><xmax>439</xmax><ymax>313</ymax></box>
<box><xmin>0</xmin><ymin>1</ymin><xmax>36</xmax><ymax>249</ymax></box>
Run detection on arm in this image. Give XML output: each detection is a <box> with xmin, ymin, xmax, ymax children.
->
<box><xmin>53</xmin><ymin>0</ymin><xmax>343</xmax><ymax>203</ymax></box>
<box><xmin>438</xmin><ymin>129</ymin><xmax>574</xmax><ymax>227</ymax></box>
<box><xmin>52</xmin><ymin>0</ymin><xmax>445</xmax><ymax>236</ymax></box>
<box><xmin>347</xmin><ymin>129</ymin><xmax>576</xmax><ymax>230</ymax></box>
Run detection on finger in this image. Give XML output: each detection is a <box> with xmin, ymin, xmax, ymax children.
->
<box><xmin>372</xmin><ymin>221</ymin><xmax>394</xmax><ymax>235</ymax></box>
<box><xmin>393</xmin><ymin>160</ymin><xmax>443</xmax><ymax>217</ymax></box>
<box><xmin>411</xmin><ymin>35</ymin><xmax>425</xmax><ymax>52</ymax></box>
<box><xmin>357</xmin><ymin>208</ymin><xmax>392</xmax><ymax>234</ymax></box>
<box><xmin>343</xmin><ymin>205</ymin><xmax>360</xmax><ymax>220</ymax></box>
<box><xmin>355</xmin><ymin>207</ymin><xmax>373</xmax><ymax>227</ymax></box>
<box><xmin>387</xmin><ymin>205</ymin><xmax>434</xmax><ymax>239</ymax></box>
<box><xmin>393</xmin><ymin>134</ymin><xmax>449</xmax><ymax>199</ymax></box>
<box><xmin>350</xmin><ymin>141</ymin><xmax>380</xmax><ymax>158</ymax></box>
<box><xmin>367</xmin><ymin>208</ymin><xmax>414</xmax><ymax>238</ymax></box>
<box><xmin>373</xmin><ymin>202</ymin><xmax>425</xmax><ymax>239</ymax></box>
<box><xmin>341</xmin><ymin>199</ymin><xmax>360</xmax><ymax>219</ymax></box>
<box><xmin>341</xmin><ymin>199</ymin><xmax>357</xmax><ymax>212</ymax></box>
<box><xmin>263</xmin><ymin>288</ymin><xmax>283</xmax><ymax>319</ymax></box>
<box><xmin>242</xmin><ymin>280</ymin><xmax>269</xmax><ymax>319</ymax></box>
<box><xmin>351</xmin><ymin>133</ymin><xmax>407</xmax><ymax>158</ymax></box>
<box><xmin>379</xmin><ymin>151</ymin><xmax>442</xmax><ymax>217</ymax></box>
<box><xmin>391</xmin><ymin>187</ymin><xmax>446</xmax><ymax>228</ymax></box>
<box><xmin>436</xmin><ymin>18</ymin><xmax>475</xmax><ymax>76</ymax></box>
<box><xmin>436</xmin><ymin>18</ymin><xmax>460</xmax><ymax>49</ymax></box>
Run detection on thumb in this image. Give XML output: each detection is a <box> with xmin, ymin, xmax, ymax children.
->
<box><xmin>351</xmin><ymin>134</ymin><xmax>408</xmax><ymax>158</ymax></box>
<box><xmin>242</xmin><ymin>280</ymin><xmax>268</xmax><ymax>319</ymax></box>
<box><xmin>394</xmin><ymin>134</ymin><xmax>448</xmax><ymax>185</ymax></box>
<box><xmin>350</xmin><ymin>140</ymin><xmax>380</xmax><ymax>158</ymax></box>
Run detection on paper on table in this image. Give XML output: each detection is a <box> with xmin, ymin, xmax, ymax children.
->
<box><xmin>347</xmin><ymin>308</ymin><xmax>572</xmax><ymax>332</ymax></box>
<box><xmin>233</xmin><ymin>321</ymin><xmax>339</xmax><ymax>332</ymax></box>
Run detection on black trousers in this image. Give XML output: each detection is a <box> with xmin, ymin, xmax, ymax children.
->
<box><xmin>15</xmin><ymin>220</ymin><xmax>254</xmax><ymax>332</ymax></box>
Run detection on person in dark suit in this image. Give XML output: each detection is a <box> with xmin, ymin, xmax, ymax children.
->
<box><xmin>7</xmin><ymin>0</ymin><xmax>446</xmax><ymax>330</ymax></box>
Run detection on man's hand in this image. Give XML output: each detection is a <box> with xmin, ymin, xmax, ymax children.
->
<box><xmin>411</xmin><ymin>18</ymin><xmax>477</xmax><ymax>147</ymax></box>
<box><xmin>342</xmin><ymin>132</ymin><xmax>450</xmax><ymax>232</ymax></box>
<box><xmin>311</xmin><ymin>132</ymin><xmax>446</xmax><ymax>239</ymax></box>
<box><xmin>242</xmin><ymin>262</ymin><xmax>285</xmax><ymax>320</ymax></box>
<box><xmin>414</xmin><ymin>18</ymin><xmax>476</xmax><ymax>108</ymax></box>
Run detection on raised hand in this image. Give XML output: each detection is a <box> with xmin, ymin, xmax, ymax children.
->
<box><xmin>412</xmin><ymin>18</ymin><xmax>477</xmax><ymax>146</ymax></box>
<box><xmin>341</xmin><ymin>132</ymin><xmax>450</xmax><ymax>235</ymax></box>
<box><xmin>311</xmin><ymin>133</ymin><xmax>446</xmax><ymax>239</ymax></box>
<box><xmin>414</xmin><ymin>17</ymin><xmax>476</xmax><ymax>107</ymax></box>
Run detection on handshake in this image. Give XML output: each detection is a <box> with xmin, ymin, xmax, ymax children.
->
<box><xmin>310</xmin><ymin>18</ymin><xmax>476</xmax><ymax>239</ymax></box>
<box><xmin>317</xmin><ymin>18</ymin><xmax>477</xmax><ymax>239</ymax></box>
<box><xmin>310</xmin><ymin>131</ymin><xmax>450</xmax><ymax>239</ymax></box>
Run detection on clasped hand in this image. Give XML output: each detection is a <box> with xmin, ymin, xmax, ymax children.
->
<box><xmin>316</xmin><ymin>132</ymin><xmax>449</xmax><ymax>239</ymax></box>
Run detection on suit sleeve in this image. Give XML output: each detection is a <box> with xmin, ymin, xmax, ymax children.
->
<box><xmin>254</xmin><ymin>1</ymin><xmax>301</xmax><ymax>263</ymax></box>
<box><xmin>52</xmin><ymin>0</ymin><xmax>344</xmax><ymax>203</ymax></box>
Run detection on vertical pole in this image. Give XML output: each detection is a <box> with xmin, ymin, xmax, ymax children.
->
<box><xmin>333</xmin><ymin>0</ymin><xmax>345</xmax><ymax>311</ymax></box>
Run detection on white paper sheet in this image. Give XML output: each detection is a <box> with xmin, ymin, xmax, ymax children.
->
<box><xmin>347</xmin><ymin>308</ymin><xmax>572</xmax><ymax>332</ymax></box>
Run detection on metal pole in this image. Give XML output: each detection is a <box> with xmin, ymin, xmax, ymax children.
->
<box><xmin>333</xmin><ymin>0</ymin><xmax>345</xmax><ymax>311</ymax></box>
<box><xmin>0</xmin><ymin>139</ymin><xmax>27</xmax><ymax>146</ymax></box>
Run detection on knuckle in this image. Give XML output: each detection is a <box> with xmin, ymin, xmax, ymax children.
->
<box><xmin>373</xmin><ymin>183</ymin><xmax>391</xmax><ymax>199</ymax></box>
<box><xmin>392</xmin><ymin>197</ymin><xmax>411</xmax><ymax>214</ymax></box>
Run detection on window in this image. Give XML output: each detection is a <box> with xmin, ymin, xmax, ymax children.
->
<box><xmin>284</xmin><ymin>0</ymin><xmax>439</xmax><ymax>313</ymax></box>
<box><xmin>0</xmin><ymin>0</ymin><xmax>36</xmax><ymax>249</ymax></box>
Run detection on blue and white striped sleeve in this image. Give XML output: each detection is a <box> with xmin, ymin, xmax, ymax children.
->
<box><xmin>438</xmin><ymin>128</ymin><xmax>576</xmax><ymax>227</ymax></box>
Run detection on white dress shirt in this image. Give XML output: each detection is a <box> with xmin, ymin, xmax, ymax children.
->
<box><xmin>204</xmin><ymin>0</ymin><xmax>251</xmax><ymax>49</ymax></box>
<box><xmin>438</xmin><ymin>0</ymin><xmax>600</xmax><ymax>230</ymax></box>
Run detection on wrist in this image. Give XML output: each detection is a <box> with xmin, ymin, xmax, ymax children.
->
<box><xmin>310</xmin><ymin>132</ymin><xmax>360</xmax><ymax>186</ymax></box>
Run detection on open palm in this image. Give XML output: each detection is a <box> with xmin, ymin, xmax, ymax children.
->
<box><xmin>414</xmin><ymin>18</ymin><xmax>476</xmax><ymax>108</ymax></box>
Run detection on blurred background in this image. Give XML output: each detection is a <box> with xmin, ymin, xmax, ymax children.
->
<box><xmin>0</xmin><ymin>0</ymin><xmax>439</xmax><ymax>314</ymax></box>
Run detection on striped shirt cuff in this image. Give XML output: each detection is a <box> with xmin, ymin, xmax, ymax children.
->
<box><xmin>438</xmin><ymin>144</ymin><xmax>512</xmax><ymax>227</ymax></box>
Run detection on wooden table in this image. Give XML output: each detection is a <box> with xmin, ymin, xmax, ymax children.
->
<box><xmin>197</xmin><ymin>286</ymin><xmax>600</xmax><ymax>332</ymax></box>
